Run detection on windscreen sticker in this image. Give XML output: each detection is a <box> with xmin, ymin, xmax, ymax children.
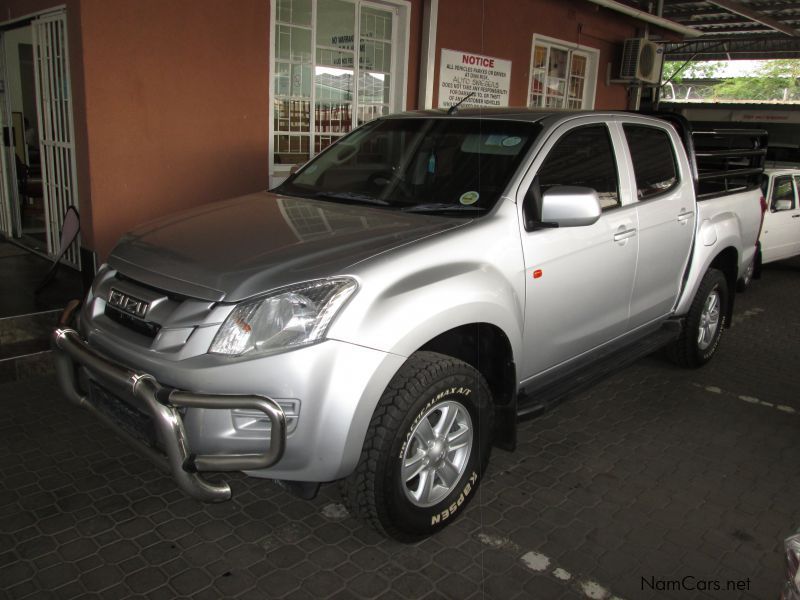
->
<box><xmin>460</xmin><ymin>191</ymin><xmax>480</xmax><ymax>205</ymax></box>
<box><xmin>484</xmin><ymin>135</ymin><xmax>505</xmax><ymax>146</ymax></box>
<box><xmin>502</xmin><ymin>136</ymin><xmax>522</xmax><ymax>147</ymax></box>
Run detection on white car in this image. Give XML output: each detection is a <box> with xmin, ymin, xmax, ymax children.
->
<box><xmin>760</xmin><ymin>169</ymin><xmax>800</xmax><ymax>265</ymax></box>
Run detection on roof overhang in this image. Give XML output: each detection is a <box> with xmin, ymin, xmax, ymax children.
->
<box><xmin>660</xmin><ymin>0</ymin><xmax>800</xmax><ymax>60</ymax></box>
<box><xmin>585</xmin><ymin>0</ymin><xmax>702</xmax><ymax>37</ymax></box>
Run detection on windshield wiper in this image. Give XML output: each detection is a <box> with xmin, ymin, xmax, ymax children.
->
<box><xmin>401</xmin><ymin>203</ymin><xmax>487</xmax><ymax>213</ymax></box>
<box><xmin>314</xmin><ymin>191</ymin><xmax>389</xmax><ymax>206</ymax></box>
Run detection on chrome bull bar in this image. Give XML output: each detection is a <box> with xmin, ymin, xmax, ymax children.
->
<box><xmin>51</xmin><ymin>318</ymin><xmax>286</xmax><ymax>503</ymax></box>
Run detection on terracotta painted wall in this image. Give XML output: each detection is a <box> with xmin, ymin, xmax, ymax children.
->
<box><xmin>406</xmin><ymin>0</ymin><xmax>423</xmax><ymax>110</ymax></box>
<box><xmin>77</xmin><ymin>0</ymin><xmax>272</xmax><ymax>260</ymax></box>
<box><xmin>1</xmin><ymin>0</ymin><xmax>423</xmax><ymax>262</ymax></box>
<box><xmin>433</xmin><ymin>0</ymin><xmax>662</xmax><ymax>109</ymax></box>
<box><xmin>82</xmin><ymin>0</ymin><xmax>422</xmax><ymax>262</ymax></box>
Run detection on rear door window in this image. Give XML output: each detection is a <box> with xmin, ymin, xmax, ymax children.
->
<box><xmin>623</xmin><ymin>124</ymin><xmax>679</xmax><ymax>200</ymax></box>
<box><xmin>772</xmin><ymin>175</ymin><xmax>796</xmax><ymax>210</ymax></box>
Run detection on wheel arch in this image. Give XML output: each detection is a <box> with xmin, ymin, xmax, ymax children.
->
<box><xmin>417</xmin><ymin>323</ymin><xmax>518</xmax><ymax>451</ymax></box>
<box><xmin>709</xmin><ymin>246</ymin><xmax>738</xmax><ymax>327</ymax></box>
<box><xmin>676</xmin><ymin>244</ymin><xmax>739</xmax><ymax>327</ymax></box>
<box><xmin>752</xmin><ymin>241</ymin><xmax>763</xmax><ymax>279</ymax></box>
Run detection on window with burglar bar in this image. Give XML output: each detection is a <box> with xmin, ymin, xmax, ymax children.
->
<box><xmin>272</xmin><ymin>0</ymin><xmax>402</xmax><ymax>175</ymax></box>
<box><xmin>528</xmin><ymin>36</ymin><xmax>597</xmax><ymax>110</ymax></box>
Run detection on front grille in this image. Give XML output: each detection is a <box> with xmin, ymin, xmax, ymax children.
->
<box><xmin>114</xmin><ymin>272</ymin><xmax>190</xmax><ymax>303</ymax></box>
<box><xmin>89</xmin><ymin>382</ymin><xmax>160</xmax><ymax>450</ymax></box>
<box><xmin>104</xmin><ymin>305</ymin><xmax>161</xmax><ymax>339</ymax></box>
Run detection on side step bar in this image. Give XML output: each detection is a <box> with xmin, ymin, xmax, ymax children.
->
<box><xmin>517</xmin><ymin>321</ymin><xmax>682</xmax><ymax>417</ymax></box>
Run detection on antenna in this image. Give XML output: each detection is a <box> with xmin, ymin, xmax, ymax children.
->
<box><xmin>447</xmin><ymin>92</ymin><xmax>475</xmax><ymax>115</ymax></box>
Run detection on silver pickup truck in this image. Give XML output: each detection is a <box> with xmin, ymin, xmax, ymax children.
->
<box><xmin>53</xmin><ymin>110</ymin><xmax>764</xmax><ymax>541</ymax></box>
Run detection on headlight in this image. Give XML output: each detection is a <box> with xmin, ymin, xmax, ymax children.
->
<box><xmin>209</xmin><ymin>277</ymin><xmax>357</xmax><ymax>356</ymax></box>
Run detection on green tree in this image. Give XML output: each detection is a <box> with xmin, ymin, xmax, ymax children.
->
<box><xmin>662</xmin><ymin>60</ymin><xmax>724</xmax><ymax>84</ymax></box>
<box><xmin>711</xmin><ymin>60</ymin><xmax>800</xmax><ymax>101</ymax></box>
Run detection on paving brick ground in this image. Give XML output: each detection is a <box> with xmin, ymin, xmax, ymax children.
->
<box><xmin>1</xmin><ymin>257</ymin><xmax>799</xmax><ymax>600</ymax></box>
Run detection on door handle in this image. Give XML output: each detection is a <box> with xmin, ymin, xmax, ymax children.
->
<box><xmin>613</xmin><ymin>228</ymin><xmax>637</xmax><ymax>242</ymax></box>
<box><xmin>677</xmin><ymin>209</ymin><xmax>693</xmax><ymax>224</ymax></box>
<box><xmin>792</xmin><ymin>214</ymin><xmax>800</xmax><ymax>218</ymax></box>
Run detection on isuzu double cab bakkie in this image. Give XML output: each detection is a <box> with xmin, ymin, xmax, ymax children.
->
<box><xmin>53</xmin><ymin>110</ymin><xmax>765</xmax><ymax>540</ymax></box>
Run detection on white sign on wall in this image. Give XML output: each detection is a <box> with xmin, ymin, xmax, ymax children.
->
<box><xmin>438</xmin><ymin>49</ymin><xmax>511</xmax><ymax>109</ymax></box>
<box><xmin>732</xmin><ymin>110</ymin><xmax>800</xmax><ymax>124</ymax></box>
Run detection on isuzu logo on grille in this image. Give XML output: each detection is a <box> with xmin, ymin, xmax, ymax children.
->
<box><xmin>108</xmin><ymin>288</ymin><xmax>150</xmax><ymax>319</ymax></box>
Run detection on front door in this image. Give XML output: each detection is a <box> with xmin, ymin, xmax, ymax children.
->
<box><xmin>0</xmin><ymin>35</ymin><xmax>18</xmax><ymax>239</ymax></box>
<box><xmin>0</xmin><ymin>9</ymin><xmax>79</xmax><ymax>267</ymax></box>
<box><xmin>761</xmin><ymin>174</ymin><xmax>800</xmax><ymax>263</ymax></box>
<box><xmin>32</xmin><ymin>11</ymin><xmax>80</xmax><ymax>268</ymax></box>
<box><xmin>517</xmin><ymin>121</ymin><xmax>638</xmax><ymax>380</ymax></box>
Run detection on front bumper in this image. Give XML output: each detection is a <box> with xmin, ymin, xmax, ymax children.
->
<box><xmin>51</xmin><ymin>308</ymin><xmax>286</xmax><ymax>503</ymax></box>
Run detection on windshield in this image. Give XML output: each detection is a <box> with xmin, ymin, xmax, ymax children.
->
<box><xmin>275</xmin><ymin>118</ymin><xmax>540</xmax><ymax>215</ymax></box>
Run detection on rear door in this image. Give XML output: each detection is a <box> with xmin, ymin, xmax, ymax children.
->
<box><xmin>761</xmin><ymin>174</ymin><xmax>800</xmax><ymax>263</ymax></box>
<box><xmin>516</xmin><ymin>118</ymin><xmax>638</xmax><ymax>379</ymax></box>
<box><xmin>621</xmin><ymin>120</ymin><xmax>695</xmax><ymax>328</ymax></box>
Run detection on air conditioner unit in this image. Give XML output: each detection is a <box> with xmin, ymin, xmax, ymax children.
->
<box><xmin>619</xmin><ymin>38</ymin><xmax>662</xmax><ymax>84</ymax></box>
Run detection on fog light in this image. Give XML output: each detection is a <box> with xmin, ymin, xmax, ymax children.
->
<box><xmin>232</xmin><ymin>399</ymin><xmax>299</xmax><ymax>434</ymax></box>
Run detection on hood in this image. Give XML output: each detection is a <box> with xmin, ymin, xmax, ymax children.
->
<box><xmin>108</xmin><ymin>192</ymin><xmax>466</xmax><ymax>302</ymax></box>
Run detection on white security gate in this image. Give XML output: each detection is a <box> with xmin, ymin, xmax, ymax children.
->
<box><xmin>0</xmin><ymin>37</ymin><xmax>15</xmax><ymax>239</ymax></box>
<box><xmin>32</xmin><ymin>11</ymin><xmax>80</xmax><ymax>267</ymax></box>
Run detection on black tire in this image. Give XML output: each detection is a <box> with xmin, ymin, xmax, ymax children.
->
<box><xmin>669</xmin><ymin>268</ymin><xmax>728</xmax><ymax>368</ymax></box>
<box><xmin>341</xmin><ymin>351</ymin><xmax>493</xmax><ymax>542</ymax></box>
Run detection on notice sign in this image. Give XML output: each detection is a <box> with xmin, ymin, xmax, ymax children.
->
<box><xmin>438</xmin><ymin>49</ymin><xmax>511</xmax><ymax>109</ymax></box>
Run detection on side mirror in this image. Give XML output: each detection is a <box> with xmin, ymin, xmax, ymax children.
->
<box><xmin>772</xmin><ymin>198</ymin><xmax>793</xmax><ymax>212</ymax></box>
<box><xmin>541</xmin><ymin>186</ymin><xmax>602</xmax><ymax>227</ymax></box>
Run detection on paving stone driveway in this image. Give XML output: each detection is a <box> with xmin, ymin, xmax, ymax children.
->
<box><xmin>1</xmin><ymin>258</ymin><xmax>799</xmax><ymax>600</ymax></box>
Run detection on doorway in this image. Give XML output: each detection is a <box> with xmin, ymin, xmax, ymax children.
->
<box><xmin>0</xmin><ymin>9</ymin><xmax>80</xmax><ymax>269</ymax></box>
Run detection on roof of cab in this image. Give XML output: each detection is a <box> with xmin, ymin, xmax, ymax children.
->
<box><xmin>764</xmin><ymin>167</ymin><xmax>800</xmax><ymax>176</ymax></box>
<box><xmin>388</xmin><ymin>108</ymin><xmax>556</xmax><ymax>122</ymax></box>
<box><xmin>384</xmin><ymin>107</ymin><xmax>661</xmax><ymax>127</ymax></box>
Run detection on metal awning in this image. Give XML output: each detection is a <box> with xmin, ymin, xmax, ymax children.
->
<box><xmin>660</xmin><ymin>0</ymin><xmax>800</xmax><ymax>60</ymax></box>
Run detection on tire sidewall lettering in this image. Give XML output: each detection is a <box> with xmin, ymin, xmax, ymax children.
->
<box><xmin>697</xmin><ymin>281</ymin><xmax>726</xmax><ymax>362</ymax></box>
<box><xmin>700</xmin><ymin>314</ymin><xmax>725</xmax><ymax>360</ymax></box>
<box><xmin>384</xmin><ymin>374</ymin><xmax>490</xmax><ymax>537</ymax></box>
<box><xmin>430</xmin><ymin>471</ymin><xmax>478</xmax><ymax>526</ymax></box>
<box><xmin>397</xmin><ymin>386</ymin><xmax>473</xmax><ymax>460</ymax></box>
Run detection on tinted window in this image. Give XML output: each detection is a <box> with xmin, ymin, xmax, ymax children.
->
<box><xmin>623</xmin><ymin>124</ymin><xmax>679</xmax><ymax>200</ymax></box>
<box><xmin>766</xmin><ymin>146</ymin><xmax>800</xmax><ymax>165</ymax></box>
<box><xmin>772</xmin><ymin>175</ymin><xmax>796</xmax><ymax>210</ymax></box>
<box><xmin>536</xmin><ymin>124</ymin><xmax>620</xmax><ymax>211</ymax></box>
<box><xmin>276</xmin><ymin>118</ymin><xmax>540</xmax><ymax>216</ymax></box>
